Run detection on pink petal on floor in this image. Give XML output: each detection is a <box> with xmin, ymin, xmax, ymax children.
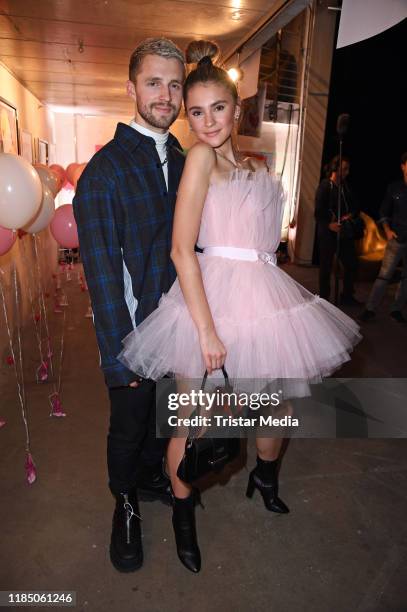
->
<box><xmin>50</xmin><ymin>393</ymin><xmax>66</xmax><ymax>418</ymax></box>
<box><xmin>36</xmin><ymin>360</ymin><xmax>49</xmax><ymax>382</ymax></box>
<box><xmin>25</xmin><ymin>453</ymin><xmax>37</xmax><ymax>485</ymax></box>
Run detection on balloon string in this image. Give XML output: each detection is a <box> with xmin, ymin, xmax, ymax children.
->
<box><xmin>21</xmin><ymin>238</ymin><xmax>44</xmax><ymax>364</ymax></box>
<box><xmin>0</xmin><ymin>265</ymin><xmax>31</xmax><ymax>453</ymax></box>
<box><xmin>57</xmin><ymin>310</ymin><xmax>66</xmax><ymax>394</ymax></box>
<box><xmin>33</xmin><ymin>234</ymin><xmax>56</xmax><ymax>385</ymax></box>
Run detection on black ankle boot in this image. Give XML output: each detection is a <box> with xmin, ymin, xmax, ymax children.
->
<box><xmin>172</xmin><ymin>491</ymin><xmax>201</xmax><ymax>573</ymax></box>
<box><xmin>137</xmin><ymin>460</ymin><xmax>172</xmax><ymax>506</ymax></box>
<box><xmin>246</xmin><ymin>457</ymin><xmax>289</xmax><ymax>514</ymax></box>
<box><xmin>110</xmin><ymin>489</ymin><xmax>143</xmax><ymax>572</ymax></box>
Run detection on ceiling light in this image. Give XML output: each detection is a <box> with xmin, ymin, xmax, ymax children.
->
<box><xmin>227</xmin><ymin>67</ymin><xmax>243</xmax><ymax>82</ymax></box>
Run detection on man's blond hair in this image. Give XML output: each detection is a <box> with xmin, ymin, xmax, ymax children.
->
<box><xmin>129</xmin><ymin>38</ymin><xmax>185</xmax><ymax>81</ymax></box>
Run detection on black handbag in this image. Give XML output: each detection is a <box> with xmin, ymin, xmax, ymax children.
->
<box><xmin>176</xmin><ymin>367</ymin><xmax>241</xmax><ymax>483</ymax></box>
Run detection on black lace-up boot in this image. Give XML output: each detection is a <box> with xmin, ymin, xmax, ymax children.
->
<box><xmin>110</xmin><ymin>488</ymin><xmax>143</xmax><ymax>572</ymax></box>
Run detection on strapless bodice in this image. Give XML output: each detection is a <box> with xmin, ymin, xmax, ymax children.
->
<box><xmin>197</xmin><ymin>168</ymin><xmax>285</xmax><ymax>254</ymax></box>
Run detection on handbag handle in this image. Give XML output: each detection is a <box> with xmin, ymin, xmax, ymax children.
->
<box><xmin>187</xmin><ymin>367</ymin><xmax>231</xmax><ymax>441</ymax></box>
<box><xmin>201</xmin><ymin>366</ymin><xmax>229</xmax><ymax>390</ymax></box>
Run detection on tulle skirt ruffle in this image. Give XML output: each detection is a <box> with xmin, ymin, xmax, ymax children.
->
<box><xmin>118</xmin><ymin>254</ymin><xmax>362</xmax><ymax>396</ymax></box>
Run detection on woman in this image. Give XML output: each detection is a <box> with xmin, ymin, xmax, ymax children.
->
<box><xmin>119</xmin><ymin>40</ymin><xmax>361</xmax><ymax>572</ymax></box>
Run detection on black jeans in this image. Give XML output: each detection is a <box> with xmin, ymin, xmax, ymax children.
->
<box><xmin>107</xmin><ymin>381</ymin><xmax>168</xmax><ymax>495</ymax></box>
<box><xmin>317</xmin><ymin>228</ymin><xmax>358</xmax><ymax>300</ymax></box>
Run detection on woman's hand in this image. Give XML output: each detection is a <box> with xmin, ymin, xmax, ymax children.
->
<box><xmin>199</xmin><ymin>328</ymin><xmax>227</xmax><ymax>374</ymax></box>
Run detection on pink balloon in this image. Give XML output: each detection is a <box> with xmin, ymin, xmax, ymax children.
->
<box><xmin>63</xmin><ymin>176</ymin><xmax>73</xmax><ymax>190</ymax></box>
<box><xmin>49</xmin><ymin>164</ymin><xmax>65</xmax><ymax>193</ymax></box>
<box><xmin>66</xmin><ymin>163</ymin><xmax>79</xmax><ymax>186</ymax></box>
<box><xmin>51</xmin><ymin>170</ymin><xmax>63</xmax><ymax>194</ymax></box>
<box><xmin>72</xmin><ymin>163</ymin><xmax>87</xmax><ymax>191</ymax></box>
<box><xmin>50</xmin><ymin>204</ymin><xmax>79</xmax><ymax>248</ymax></box>
<box><xmin>49</xmin><ymin>164</ymin><xmax>66</xmax><ymax>181</ymax></box>
<box><xmin>0</xmin><ymin>225</ymin><xmax>17</xmax><ymax>256</ymax></box>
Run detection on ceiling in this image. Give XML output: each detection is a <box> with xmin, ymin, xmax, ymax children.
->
<box><xmin>0</xmin><ymin>0</ymin><xmax>282</xmax><ymax>115</ymax></box>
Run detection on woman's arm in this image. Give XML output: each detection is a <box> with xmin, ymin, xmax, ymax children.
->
<box><xmin>171</xmin><ymin>143</ymin><xmax>226</xmax><ymax>374</ymax></box>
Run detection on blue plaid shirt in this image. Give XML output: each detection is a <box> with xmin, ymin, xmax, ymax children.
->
<box><xmin>73</xmin><ymin>122</ymin><xmax>185</xmax><ymax>387</ymax></box>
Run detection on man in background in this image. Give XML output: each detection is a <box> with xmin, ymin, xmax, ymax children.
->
<box><xmin>360</xmin><ymin>152</ymin><xmax>407</xmax><ymax>323</ymax></box>
<box><xmin>314</xmin><ymin>155</ymin><xmax>361</xmax><ymax>305</ymax></box>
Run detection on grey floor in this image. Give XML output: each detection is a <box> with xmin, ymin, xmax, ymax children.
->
<box><xmin>1</xmin><ymin>263</ymin><xmax>407</xmax><ymax>612</ymax></box>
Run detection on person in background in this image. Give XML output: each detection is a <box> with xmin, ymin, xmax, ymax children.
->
<box><xmin>360</xmin><ymin>152</ymin><xmax>407</xmax><ymax>323</ymax></box>
<box><xmin>314</xmin><ymin>155</ymin><xmax>362</xmax><ymax>305</ymax></box>
<box><xmin>73</xmin><ymin>38</ymin><xmax>185</xmax><ymax>573</ymax></box>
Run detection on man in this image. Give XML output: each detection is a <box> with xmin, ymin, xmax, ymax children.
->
<box><xmin>360</xmin><ymin>152</ymin><xmax>407</xmax><ymax>323</ymax></box>
<box><xmin>73</xmin><ymin>38</ymin><xmax>185</xmax><ymax>572</ymax></box>
<box><xmin>314</xmin><ymin>155</ymin><xmax>362</xmax><ymax>305</ymax></box>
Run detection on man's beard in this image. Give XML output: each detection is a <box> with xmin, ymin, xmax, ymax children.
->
<box><xmin>138</xmin><ymin>102</ymin><xmax>179</xmax><ymax>130</ymax></box>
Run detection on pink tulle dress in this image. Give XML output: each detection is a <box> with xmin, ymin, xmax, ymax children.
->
<box><xmin>118</xmin><ymin>168</ymin><xmax>362</xmax><ymax>395</ymax></box>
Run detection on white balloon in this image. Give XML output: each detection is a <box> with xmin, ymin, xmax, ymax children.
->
<box><xmin>33</xmin><ymin>164</ymin><xmax>59</xmax><ymax>197</ymax></box>
<box><xmin>24</xmin><ymin>185</ymin><xmax>55</xmax><ymax>234</ymax></box>
<box><xmin>0</xmin><ymin>153</ymin><xmax>42</xmax><ymax>230</ymax></box>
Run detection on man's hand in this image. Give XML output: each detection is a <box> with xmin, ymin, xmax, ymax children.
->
<box><xmin>328</xmin><ymin>221</ymin><xmax>341</xmax><ymax>233</ymax></box>
<box><xmin>129</xmin><ymin>376</ymin><xmax>145</xmax><ymax>388</ymax></box>
<box><xmin>385</xmin><ymin>228</ymin><xmax>397</xmax><ymax>241</ymax></box>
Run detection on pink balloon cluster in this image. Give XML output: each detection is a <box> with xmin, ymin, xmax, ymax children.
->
<box><xmin>0</xmin><ymin>155</ymin><xmax>86</xmax><ymax>255</ymax></box>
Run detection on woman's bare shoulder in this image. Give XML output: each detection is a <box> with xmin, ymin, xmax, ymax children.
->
<box><xmin>186</xmin><ymin>142</ymin><xmax>216</xmax><ymax>165</ymax></box>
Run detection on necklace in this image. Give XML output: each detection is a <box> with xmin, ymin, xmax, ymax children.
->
<box><xmin>215</xmin><ymin>149</ymin><xmax>240</xmax><ymax>169</ymax></box>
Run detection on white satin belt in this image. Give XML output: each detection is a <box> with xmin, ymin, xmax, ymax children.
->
<box><xmin>202</xmin><ymin>246</ymin><xmax>277</xmax><ymax>265</ymax></box>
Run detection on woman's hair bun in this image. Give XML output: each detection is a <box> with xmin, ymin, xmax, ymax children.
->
<box><xmin>185</xmin><ymin>40</ymin><xmax>220</xmax><ymax>65</ymax></box>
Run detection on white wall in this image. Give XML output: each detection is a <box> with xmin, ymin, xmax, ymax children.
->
<box><xmin>54</xmin><ymin>113</ymin><xmax>132</xmax><ymax>169</ymax></box>
<box><xmin>0</xmin><ymin>62</ymin><xmax>55</xmax><ymax>150</ymax></box>
<box><xmin>53</xmin><ymin>112</ymin><xmax>131</xmax><ymax>205</ymax></box>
